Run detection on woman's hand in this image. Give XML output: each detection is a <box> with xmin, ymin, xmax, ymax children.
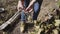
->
<box><xmin>23</xmin><ymin>9</ymin><xmax>28</xmax><ymax>14</ymax></box>
<box><xmin>17</xmin><ymin>0</ymin><xmax>23</xmax><ymax>11</ymax></box>
<box><xmin>25</xmin><ymin>7</ymin><xmax>33</xmax><ymax>13</ymax></box>
<box><xmin>26</xmin><ymin>0</ymin><xmax>36</xmax><ymax>10</ymax></box>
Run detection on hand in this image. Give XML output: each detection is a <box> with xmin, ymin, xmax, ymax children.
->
<box><xmin>24</xmin><ymin>9</ymin><xmax>29</xmax><ymax>13</ymax></box>
<box><xmin>17</xmin><ymin>0</ymin><xmax>23</xmax><ymax>11</ymax></box>
<box><xmin>26</xmin><ymin>8</ymin><xmax>32</xmax><ymax>12</ymax></box>
<box><xmin>28</xmin><ymin>9</ymin><xmax>33</xmax><ymax>13</ymax></box>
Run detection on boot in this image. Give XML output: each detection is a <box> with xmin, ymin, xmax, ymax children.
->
<box><xmin>20</xmin><ymin>21</ymin><xmax>25</xmax><ymax>32</ymax></box>
<box><xmin>33</xmin><ymin>20</ymin><xmax>37</xmax><ymax>26</ymax></box>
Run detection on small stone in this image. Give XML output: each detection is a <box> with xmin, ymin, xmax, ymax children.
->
<box><xmin>53</xmin><ymin>29</ymin><xmax>58</xmax><ymax>34</ymax></box>
<box><xmin>55</xmin><ymin>20</ymin><xmax>60</xmax><ymax>26</ymax></box>
<box><xmin>0</xmin><ymin>8</ymin><xmax>4</xmax><ymax>13</ymax></box>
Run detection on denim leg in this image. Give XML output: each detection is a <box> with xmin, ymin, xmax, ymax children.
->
<box><xmin>24</xmin><ymin>0</ymin><xmax>30</xmax><ymax>8</ymax></box>
<box><xmin>21</xmin><ymin>10</ymin><xmax>26</xmax><ymax>21</ymax></box>
<box><xmin>33</xmin><ymin>2</ymin><xmax>40</xmax><ymax>20</ymax></box>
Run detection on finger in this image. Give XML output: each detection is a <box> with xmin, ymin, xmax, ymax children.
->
<box><xmin>29</xmin><ymin>9</ymin><xmax>33</xmax><ymax>12</ymax></box>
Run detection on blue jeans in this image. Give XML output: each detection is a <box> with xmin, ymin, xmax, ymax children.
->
<box><xmin>21</xmin><ymin>0</ymin><xmax>30</xmax><ymax>21</ymax></box>
<box><xmin>21</xmin><ymin>1</ymin><xmax>40</xmax><ymax>21</ymax></box>
<box><xmin>21</xmin><ymin>10</ymin><xmax>26</xmax><ymax>21</ymax></box>
<box><xmin>24</xmin><ymin>0</ymin><xmax>30</xmax><ymax>8</ymax></box>
<box><xmin>33</xmin><ymin>2</ymin><xmax>40</xmax><ymax>20</ymax></box>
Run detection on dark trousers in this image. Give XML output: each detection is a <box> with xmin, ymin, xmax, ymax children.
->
<box><xmin>33</xmin><ymin>2</ymin><xmax>40</xmax><ymax>20</ymax></box>
<box><xmin>21</xmin><ymin>0</ymin><xmax>30</xmax><ymax>21</ymax></box>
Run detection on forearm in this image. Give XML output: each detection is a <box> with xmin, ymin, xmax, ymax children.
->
<box><xmin>17</xmin><ymin>0</ymin><xmax>23</xmax><ymax>11</ymax></box>
<box><xmin>26</xmin><ymin>0</ymin><xmax>36</xmax><ymax>10</ymax></box>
